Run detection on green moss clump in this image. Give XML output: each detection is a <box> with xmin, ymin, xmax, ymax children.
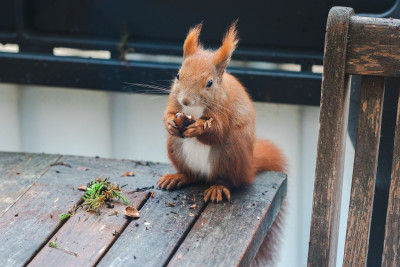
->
<box><xmin>82</xmin><ymin>177</ymin><xmax>130</xmax><ymax>212</ymax></box>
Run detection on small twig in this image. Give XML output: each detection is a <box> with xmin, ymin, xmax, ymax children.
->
<box><xmin>49</xmin><ymin>237</ymin><xmax>78</xmax><ymax>256</ymax></box>
<box><xmin>50</xmin><ymin>162</ymin><xmax>72</xmax><ymax>168</ymax></box>
<box><xmin>127</xmin><ymin>186</ymin><xmax>154</xmax><ymax>194</ymax></box>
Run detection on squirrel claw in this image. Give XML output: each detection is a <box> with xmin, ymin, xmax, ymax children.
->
<box><xmin>204</xmin><ymin>185</ymin><xmax>231</xmax><ymax>203</ymax></box>
<box><xmin>157</xmin><ymin>173</ymin><xmax>189</xmax><ymax>190</ymax></box>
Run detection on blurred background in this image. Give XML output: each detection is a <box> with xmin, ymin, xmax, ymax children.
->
<box><xmin>0</xmin><ymin>1</ymin><xmax>398</xmax><ymax>266</ymax></box>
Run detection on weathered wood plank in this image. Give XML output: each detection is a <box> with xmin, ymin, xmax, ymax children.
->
<box><xmin>308</xmin><ymin>6</ymin><xmax>354</xmax><ymax>267</ymax></box>
<box><xmin>0</xmin><ymin>155</ymin><xmax>173</xmax><ymax>266</ymax></box>
<box><xmin>28</xmin><ymin>191</ymin><xmax>148</xmax><ymax>267</ymax></box>
<box><xmin>343</xmin><ymin>76</ymin><xmax>385</xmax><ymax>267</ymax></box>
<box><xmin>347</xmin><ymin>16</ymin><xmax>400</xmax><ymax>77</ymax></box>
<box><xmin>0</xmin><ymin>184</ymin><xmax>83</xmax><ymax>266</ymax></box>
<box><xmin>168</xmin><ymin>172</ymin><xmax>287</xmax><ymax>267</ymax></box>
<box><xmin>381</xmin><ymin>88</ymin><xmax>400</xmax><ymax>267</ymax></box>
<box><xmin>0</xmin><ymin>153</ymin><xmax>287</xmax><ymax>266</ymax></box>
<box><xmin>97</xmin><ymin>186</ymin><xmax>207</xmax><ymax>267</ymax></box>
<box><xmin>0</xmin><ymin>152</ymin><xmax>60</xmax><ymax>215</ymax></box>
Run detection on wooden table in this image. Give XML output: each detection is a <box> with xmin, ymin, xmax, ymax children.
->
<box><xmin>0</xmin><ymin>152</ymin><xmax>286</xmax><ymax>266</ymax></box>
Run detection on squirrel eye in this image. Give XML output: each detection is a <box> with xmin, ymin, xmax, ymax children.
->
<box><xmin>176</xmin><ymin>72</ymin><xmax>180</xmax><ymax>80</ymax></box>
<box><xmin>206</xmin><ymin>80</ymin><xmax>213</xmax><ymax>88</ymax></box>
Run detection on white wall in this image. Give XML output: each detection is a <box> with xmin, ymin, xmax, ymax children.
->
<box><xmin>0</xmin><ymin>84</ymin><xmax>20</xmax><ymax>151</ymax></box>
<box><xmin>19</xmin><ymin>85</ymin><xmax>112</xmax><ymax>157</ymax></box>
<box><xmin>0</xmin><ymin>83</ymin><xmax>355</xmax><ymax>266</ymax></box>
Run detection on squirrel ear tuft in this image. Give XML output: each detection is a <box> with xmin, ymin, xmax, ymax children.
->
<box><xmin>183</xmin><ymin>23</ymin><xmax>202</xmax><ymax>58</ymax></box>
<box><xmin>213</xmin><ymin>20</ymin><xmax>239</xmax><ymax>76</ymax></box>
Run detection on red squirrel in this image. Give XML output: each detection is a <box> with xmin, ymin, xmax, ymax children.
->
<box><xmin>157</xmin><ymin>22</ymin><xmax>287</xmax><ymax>202</ymax></box>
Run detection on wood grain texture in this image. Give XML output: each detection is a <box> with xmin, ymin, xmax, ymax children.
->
<box><xmin>0</xmin><ymin>155</ymin><xmax>172</xmax><ymax>266</ymax></box>
<box><xmin>0</xmin><ymin>184</ymin><xmax>83</xmax><ymax>266</ymax></box>
<box><xmin>97</xmin><ymin>186</ymin><xmax>207</xmax><ymax>267</ymax></box>
<box><xmin>168</xmin><ymin>172</ymin><xmax>287</xmax><ymax>267</ymax></box>
<box><xmin>0</xmin><ymin>152</ymin><xmax>60</xmax><ymax>215</ymax></box>
<box><xmin>381</xmin><ymin>88</ymin><xmax>400</xmax><ymax>267</ymax></box>
<box><xmin>307</xmin><ymin>6</ymin><xmax>354</xmax><ymax>267</ymax></box>
<box><xmin>28</xmin><ymin>191</ymin><xmax>148</xmax><ymax>267</ymax></box>
<box><xmin>347</xmin><ymin>16</ymin><xmax>400</xmax><ymax>77</ymax></box>
<box><xmin>343</xmin><ymin>76</ymin><xmax>385</xmax><ymax>267</ymax></box>
<box><xmin>0</xmin><ymin>153</ymin><xmax>287</xmax><ymax>266</ymax></box>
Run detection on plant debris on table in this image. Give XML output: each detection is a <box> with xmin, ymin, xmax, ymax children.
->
<box><xmin>59</xmin><ymin>177</ymin><xmax>131</xmax><ymax>219</ymax></box>
<box><xmin>50</xmin><ymin>162</ymin><xmax>72</xmax><ymax>168</ymax></box>
<box><xmin>124</xmin><ymin>206</ymin><xmax>140</xmax><ymax>218</ymax></box>
<box><xmin>49</xmin><ymin>236</ymin><xmax>78</xmax><ymax>256</ymax></box>
<box><xmin>59</xmin><ymin>213</ymin><xmax>72</xmax><ymax>220</ymax></box>
<box><xmin>59</xmin><ymin>204</ymin><xmax>79</xmax><ymax>221</ymax></box>
<box><xmin>82</xmin><ymin>177</ymin><xmax>131</xmax><ymax>212</ymax></box>
<box><xmin>121</xmin><ymin>171</ymin><xmax>135</xmax><ymax>177</ymax></box>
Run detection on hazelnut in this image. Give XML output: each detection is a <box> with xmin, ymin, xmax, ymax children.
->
<box><xmin>174</xmin><ymin>113</ymin><xmax>195</xmax><ymax>132</ymax></box>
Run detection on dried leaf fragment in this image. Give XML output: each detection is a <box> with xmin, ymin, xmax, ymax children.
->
<box><xmin>124</xmin><ymin>206</ymin><xmax>140</xmax><ymax>218</ymax></box>
<box><xmin>167</xmin><ymin>202</ymin><xmax>176</xmax><ymax>207</ymax></box>
<box><xmin>189</xmin><ymin>204</ymin><xmax>197</xmax><ymax>209</ymax></box>
<box><xmin>121</xmin><ymin>171</ymin><xmax>136</xmax><ymax>177</ymax></box>
<box><xmin>78</xmin><ymin>185</ymin><xmax>87</xmax><ymax>191</ymax></box>
<box><xmin>112</xmin><ymin>230</ymin><xmax>120</xmax><ymax>236</ymax></box>
<box><xmin>108</xmin><ymin>210</ymin><xmax>118</xmax><ymax>216</ymax></box>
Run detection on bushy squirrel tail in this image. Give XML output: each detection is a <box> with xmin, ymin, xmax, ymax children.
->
<box><xmin>253</xmin><ymin>139</ymin><xmax>287</xmax><ymax>173</ymax></box>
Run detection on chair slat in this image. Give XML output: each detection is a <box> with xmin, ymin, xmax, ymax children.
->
<box><xmin>346</xmin><ymin>16</ymin><xmax>400</xmax><ymax>77</ymax></box>
<box><xmin>381</xmin><ymin>88</ymin><xmax>400</xmax><ymax>267</ymax></box>
<box><xmin>307</xmin><ymin>7</ymin><xmax>354</xmax><ymax>267</ymax></box>
<box><xmin>343</xmin><ymin>76</ymin><xmax>385</xmax><ymax>267</ymax></box>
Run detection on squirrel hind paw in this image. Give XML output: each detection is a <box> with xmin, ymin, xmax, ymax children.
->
<box><xmin>204</xmin><ymin>185</ymin><xmax>231</xmax><ymax>203</ymax></box>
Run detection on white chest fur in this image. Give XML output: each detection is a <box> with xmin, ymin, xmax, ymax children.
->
<box><xmin>180</xmin><ymin>105</ymin><xmax>212</xmax><ymax>178</ymax></box>
<box><xmin>181</xmin><ymin>105</ymin><xmax>204</xmax><ymax>120</ymax></box>
<box><xmin>182</xmin><ymin>138</ymin><xmax>212</xmax><ymax>178</ymax></box>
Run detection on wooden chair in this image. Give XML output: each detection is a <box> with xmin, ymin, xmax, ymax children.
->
<box><xmin>307</xmin><ymin>6</ymin><xmax>400</xmax><ymax>267</ymax></box>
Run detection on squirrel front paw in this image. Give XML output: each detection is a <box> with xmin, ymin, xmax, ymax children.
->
<box><xmin>165</xmin><ymin>116</ymin><xmax>181</xmax><ymax>137</ymax></box>
<box><xmin>158</xmin><ymin>173</ymin><xmax>190</xmax><ymax>190</ymax></box>
<box><xmin>183</xmin><ymin>119</ymin><xmax>207</xmax><ymax>138</ymax></box>
<box><xmin>204</xmin><ymin>185</ymin><xmax>231</xmax><ymax>203</ymax></box>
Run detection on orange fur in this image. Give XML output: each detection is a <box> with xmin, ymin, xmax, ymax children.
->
<box><xmin>213</xmin><ymin>21</ymin><xmax>239</xmax><ymax>76</ymax></box>
<box><xmin>253</xmin><ymin>139</ymin><xmax>287</xmax><ymax>173</ymax></box>
<box><xmin>162</xmin><ymin>22</ymin><xmax>286</xmax><ymax>189</ymax></box>
<box><xmin>160</xmin><ymin>21</ymin><xmax>287</xmax><ymax>265</ymax></box>
<box><xmin>183</xmin><ymin>23</ymin><xmax>202</xmax><ymax>59</ymax></box>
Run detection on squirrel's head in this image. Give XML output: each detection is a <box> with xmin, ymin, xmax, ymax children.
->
<box><xmin>172</xmin><ymin>21</ymin><xmax>239</xmax><ymax>114</ymax></box>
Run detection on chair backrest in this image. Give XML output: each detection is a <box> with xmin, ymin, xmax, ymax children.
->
<box><xmin>307</xmin><ymin>6</ymin><xmax>400</xmax><ymax>267</ymax></box>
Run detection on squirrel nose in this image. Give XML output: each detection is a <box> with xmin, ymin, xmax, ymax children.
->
<box><xmin>182</xmin><ymin>98</ymin><xmax>190</xmax><ymax>106</ymax></box>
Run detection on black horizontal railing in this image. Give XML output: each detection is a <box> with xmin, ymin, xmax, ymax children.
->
<box><xmin>0</xmin><ymin>0</ymin><xmax>396</xmax><ymax>106</ymax></box>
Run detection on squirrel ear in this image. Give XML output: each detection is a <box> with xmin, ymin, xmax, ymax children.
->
<box><xmin>183</xmin><ymin>23</ymin><xmax>202</xmax><ymax>58</ymax></box>
<box><xmin>213</xmin><ymin>21</ymin><xmax>239</xmax><ymax>76</ymax></box>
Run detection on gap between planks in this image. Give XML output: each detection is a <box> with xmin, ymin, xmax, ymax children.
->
<box><xmin>162</xmin><ymin>202</ymin><xmax>209</xmax><ymax>267</ymax></box>
<box><xmin>24</xmin><ymin>197</ymin><xmax>85</xmax><ymax>267</ymax></box>
<box><xmin>93</xmin><ymin>191</ymin><xmax>152</xmax><ymax>266</ymax></box>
